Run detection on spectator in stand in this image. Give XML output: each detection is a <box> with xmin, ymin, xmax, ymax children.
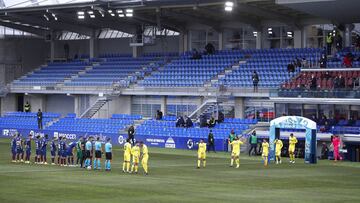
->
<box><xmin>335</xmin><ymin>33</ymin><xmax>343</xmax><ymax>51</ymax></box>
<box><xmin>287</xmin><ymin>62</ymin><xmax>295</xmax><ymax>74</ymax></box>
<box><xmin>156</xmin><ymin>110</ymin><xmax>163</xmax><ymax>120</ymax></box>
<box><xmin>326</xmin><ymin>33</ymin><xmax>333</xmax><ymax>55</ymax></box>
<box><xmin>217</xmin><ymin>111</ymin><xmax>224</xmax><ymax>123</ymax></box>
<box><xmin>301</xmin><ymin>58</ymin><xmax>309</xmax><ymax>68</ymax></box>
<box><xmin>323</xmin><ymin>71</ymin><xmax>331</xmax><ymax>80</ymax></box>
<box><xmin>176</xmin><ymin>116</ymin><xmax>185</xmax><ymax>127</ymax></box>
<box><xmin>185</xmin><ymin>116</ymin><xmax>193</xmax><ymax>128</ymax></box>
<box><xmin>356</xmin><ymin>34</ymin><xmax>360</xmax><ymax>50</ymax></box>
<box><xmin>24</xmin><ymin>101</ymin><xmax>31</xmax><ymax>113</ymax></box>
<box><xmin>37</xmin><ymin>109</ymin><xmax>43</xmax><ymax>130</ymax></box>
<box><xmin>208</xmin><ymin>116</ymin><xmax>216</xmax><ymax>128</ymax></box>
<box><xmin>310</xmin><ymin>74</ymin><xmax>317</xmax><ymax>90</ymax></box>
<box><xmin>320</xmin><ymin>142</ymin><xmax>329</xmax><ymax>159</ymax></box>
<box><xmin>252</xmin><ymin>71</ymin><xmax>259</xmax><ymax>92</ymax></box>
<box><xmin>191</xmin><ymin>49</ymin><xmax>202</xmax><ymax>60</ymax></box>
<box><xmin>205</xmin><ymin>43</ymin><xmax>215</xmax><ymax>55</ymax></box>
<box><xmin>311</xmin><ymin>115</ymin><xmax>318</xmax><ymax>123</ymax></box>
<box><xmin>319</xmin><ymin>54</ymin><xmax>327</xmax><ymax>68</ymax></box>
<box><xmin>199</xmin><ymin>115</ymin><xmax>207</xmax><ymax>128</ymax></box>
<box><xmin>338</xmin><ymin>74</ymin><xmax>345</xmax><ymax>89</ymax></box>
<box><xmin>342</xmin><ymin>53</ymin><xmax>353</xmax><ymax>68</ymax></box>
<box><xmin>295</xmin><ymin>58</ymin><xmax>302</xmax><ymax>68</ymax></box>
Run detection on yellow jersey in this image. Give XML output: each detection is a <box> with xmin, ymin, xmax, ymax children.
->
<box><xmin>230</xmin><ymin>140</ymin><xmax>243</xmax><ymax>153</ymax></box>
<box><xmin>131</xmin><ymin>146</ymin><xmax>140</xmax><ymax>157</ymax></box>
<box><xmin>289</xmin><ymin>136</ymin><xmax>298</xmax><ymax>147</ymax></box>
<box><xmin>124</xmin><ymin>142</ymin><xmax>132</xmax><ymax>155</ymax></box>
<box><xmin>142</xmin><ymin>144</ymin><xmax>149</xmax><ymax>156</ymax></box>
<box><xmin>275</xmin><ymin>140</ymin><xmax>283</xmax><ymax>151</ymax></box>
<box><xmin>262</xmin><ymin>142</ymin><xmax>269</xmax><ymax>155</ymax></box>
<box><xmin>198</xmin><ymin>143</ymin><xmax>207</xmax><ymax>153</ymax></box>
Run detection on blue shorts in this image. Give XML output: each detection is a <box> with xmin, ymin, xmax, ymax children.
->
<box><xmin>41</xmin><ymin>149</ymin><xmax>47</xmax><ymax>156</ymax></box>
<box><xmin>51</xmin><ymin>151</ymin><xmax>56</xmax><ymax>157</ymax></box>
<box><xmin>12</xmin><ymin>148</ymin><xmax>16</xmax><ymax>155</ymax></box>
<box><xmin>26</xmin><ymin>149</ymin><xmax>31</xmax><ymax>155</ymax></box>
<box><xmin>67</xmin><ymin>151</ymin><xmax>73</xmax><ymax>157</ymax></box>
<box><xmin>16</xmin><ymin>148</ymin><xmax>23</xmax><ymax>154</ymax></box>
<box><xmin>36</xmin><ymin>149</ymin><xmax>42</xmax><ymax>156</ymax></box>
<box><xmin>61</xmin><ymin>151</ymin><xmax>67</xmax><ymax>158</ymax></box>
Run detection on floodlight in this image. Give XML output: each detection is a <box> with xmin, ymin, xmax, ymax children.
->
<box><xmin>77</xmin><ymin>11</ymin><xmax>85</xmax><ymax>15</ymax></box>
<box><xmin>225</xmin><ymin>1</ymin><xmax>234</xmax><ymax>7</ymax></box>
<box><xmin>119</xmin><ymin>14</ymin><xmax>125</xmax><ymax>17</ymax></box>
<box><xmin>224</xmin><ymin>6</ymin><xmax>232</xmax><ymax>12</ymax></box>
<box><xmin>126</xmin><ymin>13</ymin><xmax>133</xmax><ymax>17</ymax></box>
<box><xmin>90</xmin><ymin>15</ymin><xmax>95</xmax><ymax>18</ymax></box>
<box><xmin>110</xmin><ymin>13</ymin><xmax>115</xmax><ymax>17</ymax></box>
<box><xmin>126</xmin><ymin>9</ymin><xmax>133</xmax><ymax>13</ymax></box>
<box><xmin>117</xmin><ymin>9</ymin><xmax>123</xmax><ymax>13</ymax></box>
<box><xmin>88</xmin><ymin>11</ymin><xmax>94</xmax><ymax>15</ymax></box>
<box><xmin>78</xmin><ymin>15</ymin><xmax>85</xmax><ymax>19</ymax></box>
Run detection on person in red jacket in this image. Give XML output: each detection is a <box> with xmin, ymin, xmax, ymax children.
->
<box><xmin>343</xmin><ymin>54</ymin><xmax>353</xmax><ymax>68</ymax></box>
<box><xmin>332</xmin><ymin>135</ymin><xmax>341</xmax><ymax>162</ymax></box>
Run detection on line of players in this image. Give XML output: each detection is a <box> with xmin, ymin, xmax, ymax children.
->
<box><xmin>10</xmin><ymin>133</ymin><xmax>149</xmax><ymax>175</ymax></box>
<box><xmin>197</xmin><ymin>133</ymin><xmax>298</xmax><ymax>168</ymax></box>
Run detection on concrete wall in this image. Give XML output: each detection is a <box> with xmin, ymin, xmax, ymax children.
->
<box><xmin>24</xmin><ymin>94</ymin><xmax>46</xmax><ymax>113</ymax></box>
<box><xmin>0</xmin><ymin>93</ymin><xmax>17</xmax><ymax>116</ymax></box>
<box><xmin>0</xmin><ymin>38</ymin><xmax>49</xmax><ymax>84</ymax></box>
<box><xmin>45</xmin><ymin>94</ymin><xmax>75</xmax><ymax>116</ymax></box>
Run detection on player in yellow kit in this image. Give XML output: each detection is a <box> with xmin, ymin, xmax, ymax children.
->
<box><xmin>197</xmin><ymin>139</ymin><xmax>207</xmax><ymax>169</ymax></box>
<box><xmin>288</xmin><ymin>133</ymin><xmax>298</xmax><ymax>163</ymax></box>
<box><xmin>131</xmin><ymin>143</ymin><xmax>140</xmax><ymax>174</ymax></box>
<box><xmin>230</xmin><ymin>137</ymin><xmax>244</xmax><ymax>168</ymax></box>
<box><xmin>261</xmin><ymin>139</ymin><xmax>269</xmax><ymax>167</ymax></box>
<box><xmin>140</xmin><ymin>141</ymin><xmax>149</xmax><ymax>175</ymax></box>
<box><xmin>274</xmin><ymin>138</ymin><xmax>283</xmax><ymax>164</ymax></box>
<box><xmin>122</xmin><ymin>139</ymin><xmax>132</xmax><ymax>173</ymax></box>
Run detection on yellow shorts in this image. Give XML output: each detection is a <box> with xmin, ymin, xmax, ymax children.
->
<box><xmin>275</xmin><ymin>150</ymin><xmax>281</xmax><ymax>156</ymax></box>
<box><xmin>198</xmin><ymin>152</ymin><xmax>206</xmax><ymax>159</ymax></box>
<box><xmin>231</xmin><ymin>152</ymin><xmax>240</xmax><ymax>157</ymax></box>
<box><xmin>124</xmin><ymin>153</ymin><xmax>131</xmax><ymax>162</ymax></box>
<box><xmin>142</xmin><ymin>155</ymin><xmax>149</xmax><ymax>164</ymax></box>
<box><xmin>132</xmin><ymin>155</ymin><xmax>139</xmax><ymax>163</ymax></box>
<box><xmin>289</xmin><ymin>146</ymin><xmax>295</xmax><ymax>153</ymax></box>
<box><xmin>262</xmin><ymin>152</ymin><xmax>269</xmax><ymax>157</ymax></box>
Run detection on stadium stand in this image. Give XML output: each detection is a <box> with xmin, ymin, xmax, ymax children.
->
<box><xmin>217</xmin><ymin>48</ymin><xmax>322</xmax><ymax>88</ymax></box>
<box><xmin>139</xmin><ymin>50</ymin><xmax>244</xmax><ymax>87</ymax></box>
<box><xmin>0</xmin><ymin>112</ymin><xmax>60</xmax><ymax>129</ymax></box>
<box><xmin>12</xmin><ymin>62</ymin><xmax>90</xmax><ymax>86</ymax></box>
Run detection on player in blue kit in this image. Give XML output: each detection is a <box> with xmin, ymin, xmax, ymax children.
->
<box><xmin>24</xmin><ymin>134</ymin><xmax>32</xmax><ymax>164</ymax></box>
<box><xmin>94</xmin><ymin>137</ymin><xmax>102</xmax><ymax>170</ymax></box>
<box><xmin>84</xmin><ymin>137</ymin><xmax>93</xmax><ymax>169</ymax></box>
<box><xmin>35</xmin><ymin>135</ymin><xmax>42</xmax><ymax>164</ymax></box>
<box><xmin>67</xmin><ymin>141</ymin><xmax>77</xmax><ymax>167</ymax></box>
<box><xmin>11</xmin><ymin>134</ymin><xmax>17</xmax><ymax>163</ymax></box>
<box><xmin>60</xmin><ymin>137</ymin><xmax>68</xmax><ymax>166</ymax></box>
<box><xmin>104</xmin><ymin>138</ymin><xmax>112</xmax><ymax>171</ymax></box>
<box><xmin>41</xmin><ymin>134</ymin><xmax>49</xmax><ymax>165</ymax></box>
<box><xmin>15</xmin><ymin>133</ymin><xmax>24</xmax><ymax>163</ymax></box>
<box><xmin>50</xmin><ymin>137</ymin><xmax>57</xmax><ymax>165</ymax></box>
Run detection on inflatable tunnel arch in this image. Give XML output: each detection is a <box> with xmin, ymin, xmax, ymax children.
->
<box><xmin>269</xmin><ymin>116</ymin><xmax>317</xmax><ymax>164</ymax></box>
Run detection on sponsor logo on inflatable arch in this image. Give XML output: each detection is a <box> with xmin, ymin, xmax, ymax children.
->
<box><xmin>165</xmin><ymin>137</ymin><xmax>176</xmax><ymax>149</ymax></box>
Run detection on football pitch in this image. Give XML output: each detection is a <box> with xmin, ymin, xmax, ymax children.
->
<box><xmin>0</xmin><ymin>139</ymin><xmax>360</xmax><ymax>203</ymax></box>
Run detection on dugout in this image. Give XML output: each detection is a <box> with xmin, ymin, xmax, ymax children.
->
<box><xmin>269</xmin><ymin>116</ymin><xmax>317</xmax><ymax>164</ymax></box>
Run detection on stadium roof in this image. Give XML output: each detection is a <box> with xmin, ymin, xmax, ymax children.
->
<box><xmin>0</xmin><ymin>0</ymin><xmax>354</xmax><ymax>38</ymax></box>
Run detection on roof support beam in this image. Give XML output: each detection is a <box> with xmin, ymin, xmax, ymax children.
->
<box><xmin>0</xmin><ymin>21</ymin><xmax>45</xmax><ymax>36</ymax></box>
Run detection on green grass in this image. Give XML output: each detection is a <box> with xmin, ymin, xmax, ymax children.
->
<box><xmin>0</xmin><ymin>139</ymin><xmax>360</xmax><ymax>203</ymax></box>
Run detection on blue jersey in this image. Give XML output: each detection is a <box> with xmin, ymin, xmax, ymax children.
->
<box><xmin>11</xmin><ymin>138</ymin><xmax>17</xmax><ymax>150</ymax></box>
<box><xmin>60</xmin><ymin>141</ymin><xmax>67</xmax><ymax>151</ymax></box>
<box><xmin>95</xmin><ymin>141</ymin><xmax>102</xmax><ymax>151</ymax></box>
<box><xmin>41</xmin><ymin>138</ymin><xmax>48</xmax><ymax>150</ymax></box>
<box><xmin>15</xmin><ymin>137</ymin><xmax>22</xmax><ymax>150</ymax></box>
<box><xmin>35</xmin><ymin>139</ymin><xmax>41</xmax><ymax>150</ymax></box>
<box><xmin>105</xmin><ymin>142</ymin><xmax>112</xmax><ymax>153</ymax></box>
<box><xmin>85</xmin><ymin>141</ymin><xmax>92</xmax><ymax>151</ymax></box>
<box><xmin>50</xmin><ymin>141</ymin><xmax>56</xmax><ymax>152</ymax></box>
<box><xmin>67</xmin><ymin>142</ymin><xmax>77</xmax><ymax>153</ymax></box>
<box><xmin>25</xmin><ymin>138</ymin><xmax>31</xmax><ymax>150</ymax></box>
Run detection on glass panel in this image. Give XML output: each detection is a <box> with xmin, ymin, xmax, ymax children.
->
<box><xmin>334</xmin><ymin>105</ymin><xmax>349</xmax><ymax>120</ymax></box>
<box><xmin>245</xmin><ymin>106</ymin><xmax>256</xmax><ymax>119</ymax></box>
<box><xmin>275</xmin><ymin>103</ymin><xmax>286</xmax><ymax>118</ymax></box>
<box><xmin>303</xmin><ymin>104</ymin><xmax>317</xmax><ymax>120</ymax></box>
<box><xmin>288</xmin><ymin>104</ymin><xmax>301</xmax><ymax>116</ymax></box>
